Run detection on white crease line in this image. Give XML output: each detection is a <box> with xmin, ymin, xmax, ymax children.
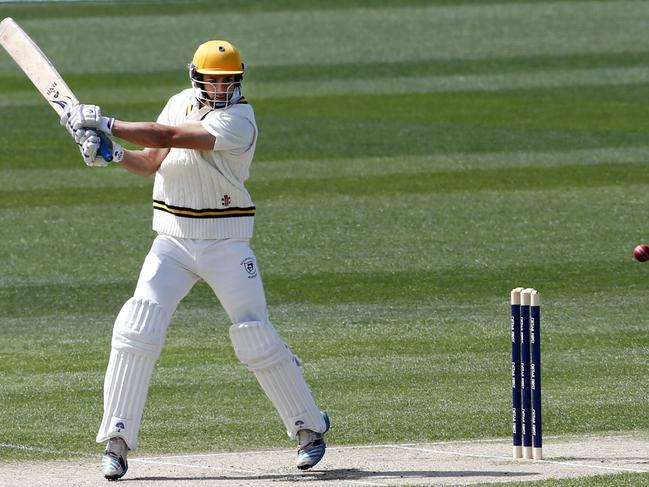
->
<box><xmin>134</xmin><ymin>443</ymin><xmax>422</xmax><ymax>461</ymax></box>
<box><xmin>389</xmin><ymin>446</ymin><xmax>649</xmax><ymax>474</ymax></box>
<box><xmin>129</xmin><ymin>458</ymin><xmax>256</xmax><ymax>475</ymax></box>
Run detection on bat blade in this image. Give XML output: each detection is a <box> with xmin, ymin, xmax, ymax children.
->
<box><xmin>0</xmin><ymin>17</ymin><xmax>78</xmax><ymax>114</ymax></box>
<box><xmin>0</xmin><ymin>17</ymin><xmax>113</xmax><ymax>162</ymax></box>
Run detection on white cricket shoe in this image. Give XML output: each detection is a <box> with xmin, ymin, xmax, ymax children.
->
<box><xmin>101</xmin><ymin>437</ymin><xmax>128</xmax><ymax>481</ymax></box>
<box><xmin>296</xmin><ymin>411</ymin><xmax>330</xmax><ymax>470</ymax></box>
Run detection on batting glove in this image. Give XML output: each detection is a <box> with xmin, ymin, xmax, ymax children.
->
<box><xmin>79</xmin><ymin>131</ymin><xmax>107</xmax><ymax>167</ymax></box>
<box><xmin>97</xmin><ymin>133</ymin><xmax>124</xmax><ymax>163</ymax></box>
<box><xmin>78</xmin><ymin>131</ymin><xmax>124</xmax><ymax>167</ymax></box>
<box><xmin>60</xmin><ymin>109</ymin><xmax>81</xmax><ymax>142</ymax></box>
<box><xmin>62</xmin><ymin>104</ymin><xmax>114</xmax><ymax>135</ymax></box>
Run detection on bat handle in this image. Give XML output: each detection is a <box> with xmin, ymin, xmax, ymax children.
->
<box><xmin>98</xmin><ymin>132</ymin><xmax>113</xmax><ymax>162</ymax></box>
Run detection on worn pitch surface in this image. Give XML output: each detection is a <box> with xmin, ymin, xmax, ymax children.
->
<box><xmin>3</xmin><ymin>435</ymin><xmax>648</xmax><ymax>486</ymax></box>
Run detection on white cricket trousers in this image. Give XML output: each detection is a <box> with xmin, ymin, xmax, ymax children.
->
<box><xmin>135</xmin><ymin>235</ymin><xmax>269</xmax><ymax>324</ymax></box>
<box><xmin>97</xmin><ymin>235</ymin><xmax>269</xmax><ymax>448</ymax></box>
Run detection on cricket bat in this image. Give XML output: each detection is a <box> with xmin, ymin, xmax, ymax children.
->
<box><xmin>0</xmin><ymin>17</ymin><xmax>113</xmax><ymax>161</ymax></box>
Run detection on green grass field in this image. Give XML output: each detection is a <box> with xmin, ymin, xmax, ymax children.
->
<box><xmin>1</xmin><ymin>1</ymin><xmax>649</xmax><ymax>485</ymax></box>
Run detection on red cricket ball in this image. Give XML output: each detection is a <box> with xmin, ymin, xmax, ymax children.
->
<box><xmin>633</xmin><ymin>244</ymin><xmax>649</xmax><ymax>262</ymax></box>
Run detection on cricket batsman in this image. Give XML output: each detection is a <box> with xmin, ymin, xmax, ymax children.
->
<box><xmin>61</xmin><ymin>39</ymin><xmax>330</xmax><ymax>480</ymax></box>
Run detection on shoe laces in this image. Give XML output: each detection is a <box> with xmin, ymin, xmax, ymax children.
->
<box><xmin>106</xmin><ymin>437</ymin><xmax>128</xmax><ymax>457</ymax></box>
<box><xmin>297</xmin><ymin>429</ymin><xmax>323</xmax><ymax>450</ymax></box>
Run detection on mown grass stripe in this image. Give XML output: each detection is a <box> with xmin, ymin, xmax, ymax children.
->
<box><xmin>259</xmin><ymin>92</ymin><xmax>649</xmax><ymax>130</ymax></box>
<box><xmin>0</xmin><ymin>167</ymin><xmax>148</xmax><ymax>190</ymax></box>
<box><xmin>2</xmin><ymin>2</ymin><xmax>648</xmax><ymax>75</ymax></box>
<box><xmin>0</xmin><ymin>0</ymin><xmax>483</xmax><ymax>20</ymax></box>
<box><xmin>0</xmin><ymin>186</ymin><xmax>151</xmax><ymax>209</ymax></box>
<box><xmin>3</xmin><ymin>146</ymin><xmax>649</xmax><ymax>192</ymax></box>
<box><xmin>5</xmin><ymin>50</ymin><xmax>649</xmax><ymax>90</ymax></box>
<box><xmin>4</xmin><ymin>68</ymin><xmax>649</xmax><ymax>109</ymax></box>
<box><xmin>252</xmin><ymin>51</ymin><xmax>649</xmax><ymax>82</ymax></box>
<box><xmin>250</xmin><ymin>163</ymin><xmax>649</xmax><ymax>198</ymax></box>
<box><xmin>1</xmin><ymin>259</ymin><xmax>646</xmax><ymax>317</ymax></box>
<box><xmin>2</xmin><ymin>162</ymin><xmax>649</xmax><ymax>209</ymax></box>
<box><xmin>0</xmin><ymin>0</ymin><xmax>612</xmax><ymax>18</ymax></box>
<box><xmin>3</xmin><ymin>120</ymin><xmax>646</xmax><ymax>169</ymax></box>
<box><xmin>245</xmin><ymin>66</ymin><xmax>649</xmax><ymax>99</ymax></box>
<box><xmin>251</xmin><ymin>146</ymin><xmax>649</xmax><ymax>179</ymax></box>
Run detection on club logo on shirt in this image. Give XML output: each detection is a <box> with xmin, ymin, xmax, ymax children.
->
<box><xmin>241</xmin><ymin>257</ymin><xmax>257</xmax><ymax>278</ymax></box>
<box><xmin>221</xmin><ymin>194</ymin><xmax>231</xmax><ymax>206</ymax></box>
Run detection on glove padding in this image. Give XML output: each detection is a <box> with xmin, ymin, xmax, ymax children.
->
<box><xmin>78</xmin><ymin>130</ymin><xmax>124</xmax><ymax>167</ymax></box>
<box><xmin>76</xmin><ymin>129</ymin><xmax>97</xmax><ymax>146</ymax></box>
<box><xmin>79</xmin><ymin>131</ymin><xmax>106</xmax><ymax>167</ymax></box>
<box><xmin>60</xmin><ymin>104</ymin><xmax>114</xmax><ymax>139</ymax></box>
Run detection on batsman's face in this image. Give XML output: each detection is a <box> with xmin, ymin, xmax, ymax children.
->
<box><xmin>202</xmin><ymin>74</ymin><xmax>237</xmax><ymax>101</ymax></box>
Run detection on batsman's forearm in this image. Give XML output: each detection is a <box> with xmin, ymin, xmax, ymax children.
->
<box><xmin>119</xmin><ymin>147</ymin><xmax>168</xmax><ymax>177</ymax></box>
<box><xmin>111</xmin><ymin>120</ymin><xmax>176</xmax><ymax>149</ymax></box>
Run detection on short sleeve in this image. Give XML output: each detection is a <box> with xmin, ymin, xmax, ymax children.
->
<box><xmin>201</xmin><ymin>111</ymin><xmax>255</xmax><ymax>152</ymax></box>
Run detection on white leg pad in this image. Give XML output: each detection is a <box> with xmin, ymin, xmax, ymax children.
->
<box><xmin>96</xmin><ymin>298</ymin><xmax>171</xmax><ymax>449</ymax></box>
<box><xmin>229</xmin><ymin>321</ymin><xmax>326</xmax><ymax>437</ymax></box>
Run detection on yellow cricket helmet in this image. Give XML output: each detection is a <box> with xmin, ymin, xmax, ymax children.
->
<box><xmin>189</xmin><ymin>40</ymin><xmax>245</xmax><ymax>109</ymax></box>
<box><xmin>191</xmin><ymin>40</ymin><xmax>244</xmax><ymax>75</ymax></box>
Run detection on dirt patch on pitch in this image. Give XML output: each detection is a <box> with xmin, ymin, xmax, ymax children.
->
<box><xmin>3</xmin><ymin>434</ymin><xmax>649</xmax><ymax>486</ymax></box>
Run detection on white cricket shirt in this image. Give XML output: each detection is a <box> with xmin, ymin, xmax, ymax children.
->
<box><xmin>151</xmin><ymin>88</ymin><xmax>258</xmax><ymax>239</ymax></box>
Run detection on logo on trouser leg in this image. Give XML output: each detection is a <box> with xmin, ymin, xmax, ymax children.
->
<box><xmin>115</xmin><ymin>422</ymin><xmax>125</xmax><ymax>432</ymax></box>
<box><xmin>241</xmin><ymin>258</ymin><xmax>258</xmax><ymax>278</ymax></box>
